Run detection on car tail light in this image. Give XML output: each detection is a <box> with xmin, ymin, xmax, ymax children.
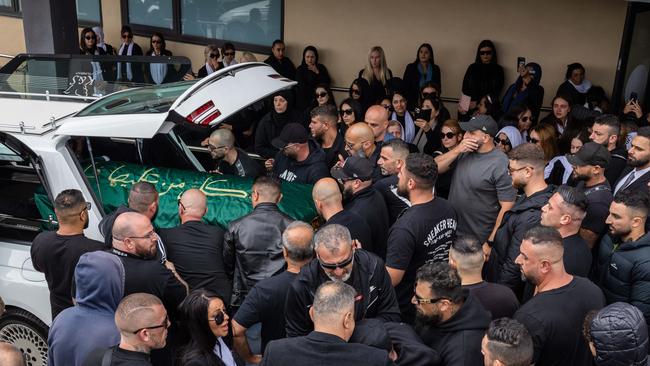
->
<box><xmin>186</xmin><ymin>100</ymin><xmax>215</xmax><ymax>124</ymax></box>
<box><xmin>201</xmin><ymin>110</ymin><xmax>221</xmax><ymax>126</ymax></box>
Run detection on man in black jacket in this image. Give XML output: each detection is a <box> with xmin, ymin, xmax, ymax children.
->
<box><xmin>331</xmin><ymin>156</ymin><xmax>390</xmax><ymax>259</ymax></box>
<box><xmin>589</xmin><ymin>114</ymin><xmax>627</xmax><ymax>186</ymax></box>
<box><xmin>374</xmin><ymin>138</ymin><xmax>411</xmax><ymax>224</ymax></box>
<box><xmin>309</xmin><ymin>105</ymin><xmax>346</xmax><ymax>169</ymax></box>
<box><xmin>266</xmin><ymin>123</ymin><xmax>329</xmax><ymax>184</ymax></box>
<box><xmin>413</xmin><ymin>262</ymin><xmax>490</xmax><ymax>366</ymax></box>
<box><xmin>344</xmin><ymin>122</ymin><xmax>383</xmax><ymax>181</ymax></box>
<box><xmin>285</xmin><ymin>224</ymin><xmax>401</xmax><ymax>337</ymax></box>
<box><xmin>207</xmin><ymin>129</ymin><xmax>263</xmax><ymax>178</ymax></box>
<box><xmin>263</xmin><ymin>282</ymin><xmax>393</xmax><ymax>366</ymax></box>
<box><xmin>224</xmin><ymin>176</ymin><xmax>294</xmax><ymax>307</ymax></box>
<box><xmin>263</xmin><ymin>40</ymin><xmax>296</xmax><ymax>80</ymax></box>
<box><xmin>613</xmin><ymin>126</ymin><xmax>650</xmax><ymax>196</ymax></box>
<box><xmin>491</xmin><ymin>144</ymin><xmax>554</xmax><ymax>294</ymax></box>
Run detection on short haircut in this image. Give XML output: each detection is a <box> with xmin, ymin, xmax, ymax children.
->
<box><xmin>449</xmin><ymin>233</ymin><xmax>484</xmax><ymax>271</ymax></box>
<box><xmin>282</xmin><ymin>221</ymin><xmax>314</xmax><ymax>262</ymax></box>
<box><xmin>507</xmin><ymin>143</ymin><xmax>546</xmax><ymax>170</ymax></box>
<box><xmin>485</xmin><ymin>318</ymin><xmax>534</xmax><ymax>366</ymax></box>
<box><xmin>637</xmin><ymin>126</ymin><xmax>650</xmax><ymax>140</ymax></box>
<box><xmin>115</xmin><ymin>293</ymin><xmax>163</xmax><ymax>333</ymax></box>
<box><xmin>310</xmin><ymin>104</ymin><xmax>338</xmax><ymax>125</ymax></box>
<box><xmin>54</xmin><ymin>189</ymin><xmax>86</xmax><ymax>213</ymax></box>
<box><xmin>593</xmin><ymin>114</ymin><xmax>620</xmax><ymax>136</ymax></box>
<box><xmin>252</xmin><ymin>176</ymin><xmax>281</xmax><ymax>201</ymax></box>
<box><xmin>382</xmin><ymin>138</ymin><xmax>410</xmax><ymax>160</ymax></box>
<box><xmin>614</xmin><ymin>189</ymin><xmax>650</xmax><ymax>217</ymax></box>
<box><xmin>312</xmin><ymin>281</ymin><xmax>356</xmax><ymax>321</ymax></box>
<box><xmin>271</xmin><ymin>39</ymin><xmax>284</xmax><ymax>47</ymax></box>
<box><xmin>415</xmin><ymin>262</ymin><xmax>463</xmax><ymax>303</ymax></box>
<box><xmin>128</xmin><ymin>182</ymin><xmax>158</xmax><ymax>213</ymax></box>
<box><xmin>121</xmin><ymin>25</ymin><xmax>132</xmax><ymax>35</ymax></box>
<box><xmin>210</xmin><ymin>128</ymin><xmax>235</xmax><ymax>148</ymax></box>
<box><xmin>404</xmin><ymin>153</ymin><xmax>438</xmax><ymax>189</ymax></box>
<box><xmin>313</xmin><ymin>224</ymin><xmax>351</xmax><ymax>255</ymax></box>
<box><xmin>522</xmin><ymin>226</ymin><xmax>563</xmax><ymax>249</ymax></box>
<box><xmin>203</xmin><ymin>44</ymin><xmax>219</xmax><ymax>58</ymax></box>
<box><xmin>223</xmin><ymin>42</ymin><xmax>235</xmax><ymax>51</ymax></box>
<box><xmin>554</xmin><ymin>185</ymin><xmax>587</xmax><ymax>218</ymax></box>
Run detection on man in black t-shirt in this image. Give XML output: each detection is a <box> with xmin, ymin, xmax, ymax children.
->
<box><xmin>312</xmin><ymin>177</ymin><xmax>372</xmax><ymax>250</ymax></box>
<box><xmin>309</xmin><ymin>105</ymin><xmax>346</xmax><ymax>169</ymax></box>
<box><xmin>513</xmin><ymin>226</ymin><xmax>605</xmax><ymax>366</ymax></box>
<box><xmin>449</xmin><ymin>233</ymin><xmax>519</xmax><ymax>319</ymax></box>
<box><xmin>540</xmin><ymin>186</ymin><xmax>592</xmax><ymax>277</ymax></box>
<box><xmin>30</xmin><ymin>189</ymin><xmax>106</xmax><ymax>319</ymax></box>
<box><xmin>569</xmin><ymin>142</ymin><xmax>614</xmax><ymax>249</ymax></box>
<box><xmin>208</xmin><ymin>129</ymin><xmax>263</xmax><ymax>178</ymax></box>
<box><xmin>232</xmin><ymin>221</ymin><xmax>314</xmax><ymax>364</ymax></box>
<box><xmin>385</xmin><ymin>153</ymin><xmax>457</xmax><ymax>324</ymax></box>
<box><xmin>374</xmin><ymin>138</ymin><xmax>411</xmax><ymax>224</ymax></box>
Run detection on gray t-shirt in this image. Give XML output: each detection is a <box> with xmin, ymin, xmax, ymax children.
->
<box><xmin>448</xmin><ymin>149</ymin><xmax>515</xmax><ymax>243</ymax></box>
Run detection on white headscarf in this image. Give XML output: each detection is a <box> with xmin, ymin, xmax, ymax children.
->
<box><xmin>497</xmin><ymin>126</ymin><xmax>524</xmax><ymax>148</ymax></box>
<box><xmin>92</xmin><ymin>26</ymin><xmax>106</xmax><ymax>50</ymax></box>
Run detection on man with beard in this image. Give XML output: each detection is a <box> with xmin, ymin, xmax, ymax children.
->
<box><xmin>374</xmin><ymin>138</ymin><xmax>411</xmax><ymax>224</ymax></box>
<box><xmin>589</xmin><ymin>114</ymin><xmax>627</xmax><ymax>186</ymax></box>
<box><xmin>385</xmin><ymin>153</ymin><xmax>457</xmax><ymax>324</ymax></box>
<box><xmin>491</xmin><ymin>144</ymin><xmax>554</xmax><ymax>294</ymax></box>
<box><xmin>284</xmin><ymin>224</ymin><xmax>401</xmax><ymax>337</ymax></box>
<box><xmin>481</xmin><ymin>318</ymin><xmax>533</xmax><ymax>366</ymax></box>
<box><xmin>513</xmin><ymin>226</ymin><xmax>605</xmax><ymax>366</ymax></box>
<box><xmin>568</xmin><ymin>142</ymin><xmax>614</xmax><ymax>249</ymax></box>
<box><xmin>344</xmin><ymin>122</ymin><xmax>383</xmax><ymax>181</ymax></box>
<box><xmin>331</xmin><ymin>156</ymin><xmax>389</xmax><ymax>258</ymax></box>
<box><xmin>595</xmin><ymin>190</ymin><xmax>650</xmax><ymax>327</ymax></box>
<box><xmin>613</xmin><ymin>126</ymin><xmax>650</xmax><ymax>196</ymax></box>
<box><xmin>110</xmin><ymin>212</ymin><xmax>187</xmax><ymax>366</ymax></box>
<box><xmin>267</xmin><ymin>123</ymin><xmax>329</xmax><ymax>184</ymax></box>
<box><xmin>207</xmin><ymin>129</ymin><xmax>263</xmax><ymax>178</ymax></box>
<box><xmin>365</xmin><ymin>104</ymin><xmax>390</xmax><ymax>145</ymax></box>
<box><xmin>309</xmin><ymin>105</ymin><xmax>346</xmax><ymax>169</ymax></box>
<box><xmin>412</xmin><ymin>262</ymin><xmax>490</xmax><ymax>366</ymax></box>
<box><xmin>30</xmin><ymin>189</ymin><xmax>106</xmax><ymax>319</ymax></box>
<box><xmin>312</xmin><ymin>177</ymin><xmax>372</xmax><ymax>249</ymax></box>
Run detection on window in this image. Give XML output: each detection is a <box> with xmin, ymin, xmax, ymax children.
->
<box><xmin>76</xmin><ymin>0</ymin><xmax>102</xmax><ymax>25</ymax></box>
<box><xmin>0</xmin><ymin>0</ymin><xmax>20</xmax><ymax>16</ymax></box>
<box><xmin>123</xmin><ymin>0</ymin><xmax>283</xmax><ymax>52</ymax></box>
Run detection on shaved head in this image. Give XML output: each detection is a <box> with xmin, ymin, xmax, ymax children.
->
<box><xmin>365</xmin><ymin>105</ymin><xmax>389</xmax><ymax>140</ymax></box>
<box><xmin>115</xmin><ymin>293</ymin><xmax>164</xmax><ymax>334</ymax></box>
<box><xmin>209</xmin><ymin>129</ymin><xmax>235</xmax><ymax>148</ymax></box>
<box><xmin>0</xmin><ymin>343</ymin><xmax>25</xmax><ymax>366</ymax></box>
<box><xmin>112</xmin><ymin>212</ymin><xmax>149</xmax><ymax>241</ymax></box>
<box><xmin>346</xmin><ymin>122</ymin><xmax>375</xmax><ymax>142</ymax></box>
<box><xmin>312</xmin><ymin>177</ymin><xmax>342</xmax><ymax>204</ymax></box>
<box><xmin>179</xmin><ymin>189</ymin><xmax>207</xmax><ymax>217</ymax></box>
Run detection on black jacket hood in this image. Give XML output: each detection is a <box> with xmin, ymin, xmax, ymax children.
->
<box><xmin>591</xmin><ymin>302</ymin><xmax>649</xmax><ymax>366</ymax></box>
<box><xmin>436</xmin><ymin>291</ymin><xmax>491</xmax><ymax>333</ymax></box>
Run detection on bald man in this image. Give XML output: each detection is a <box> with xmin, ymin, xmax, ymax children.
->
<box><xmin>513</xmin><ymin>226</ymin><xmax>604</xmax><ymax>366</ymax></box>
<box><xmin>365</xmin><ymin>105</ymin><xmax>390</xmax><ymax>144</ymax></box>
<box><xmin>208</xmin><ymin>129</ymin><xmax>263</xmax><ymax>178</ymax></box>
<box><xmin>83</xmin><ymin>293</ymin><xmax>168</xmax><ymax>365</ymax></box>
<box><xmin>312</xmin><ymin>178</ymin><xmax>372</xmax><ymax>249</ymax></box>
<box><xmin>344</xmin><ymin>123</ymin><xmax>382</xmax><ymax>181</ymax></box>
<box><xmin>158</xmin><ymin>189</ymin><xmax>231</xmax><ymax>300</ymax></box>
<box><xmin>0</xmin><ymin>343</ymin><xmax>25</xmax><ymax>366</ymax></box>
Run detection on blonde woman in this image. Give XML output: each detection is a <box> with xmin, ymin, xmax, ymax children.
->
<box><xmin>358</xmin><ymin>46</ymin><xmax>393</xmax><ymax>105</ymax></box>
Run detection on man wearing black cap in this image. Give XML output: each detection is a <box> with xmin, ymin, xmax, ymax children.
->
<box><xmin>266</xmin><ymin>122</ymin><xmax>329</xmax><ymax>184</ymax></box>
<box><xmin>435</xmin><ymin>115</ymin><xmax>516</xmax><ymax>259</ymax></box>
<box><xmin>331</xmin><ymin>156</ymin><xmax>390</xmax><ymax>259</ymax></box>
<box><xmin>568</xmin><ymin>142</ymin><xmax>614</xmax><ymax>249</ymax></box>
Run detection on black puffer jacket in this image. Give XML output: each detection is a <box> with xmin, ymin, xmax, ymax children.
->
<box><xmin>590</xmin><ymin>302</ymin><xmax>649</xmax><ymax>366</ymax></box>
<box><xmin>595</xmin><ymin>232</ymin><xmax>650</xmax><ymax>327</ymax></box>
<box><xmin>493</xmin><ymin>185</ymin><xmax>555</xmax><ymax>291</ymax></box>
<box><xmin>223</xmin><ymin>202</ymin><xmax>293</xmax><ymax>306</ymax></box>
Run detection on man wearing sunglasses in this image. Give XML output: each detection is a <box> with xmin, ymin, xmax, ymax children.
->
<box><xmin>30</xmin><ymin>189</ymin><xmax>106</xmax><ymax>319</ymax></box>
<box><xmin>83</xmin><ymin>293</ymin><xmax>168</xmax><ymax>366</ymax></box>
<box><xmin>344</xmin><ymin>122</ymin><xmax>383</xmax><ymax>182</ymax></box>
<box><xmin>413</xmin><ymin>262</ymin><xmax>490</xmax><ymax>366</ymax></box>
<box><xmin>268</xmin><ymin>123</ymin><xmax>329</xmax><ymax>184</ymax></box>
<box><xmin>285</xmin><ymin>224</ymin><xmax>400</xmax><ymax>338</ymax></box>
<box><xmin>207</xmin><ymin>129</ymin><xmax>263</xmax><ymax>178</ymax></box>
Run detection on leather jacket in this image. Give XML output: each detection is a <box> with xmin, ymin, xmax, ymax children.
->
<box><xmin>223</xmin><ymin>202</ymin><xmax>293</xmax><ymax>306</ymax></box>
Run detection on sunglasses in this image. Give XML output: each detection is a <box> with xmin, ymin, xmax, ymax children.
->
<box><xmin>151</xmin><ymin>39</ymin><xmax>162</xmax><ymax>44</ymax></box>
<box><xmin>412</xmin><ymin>295</ymin><xmax>449</xmax><ymax>305</ymax></box>
<box><xmin>495</xmin><ymin>137</ymin><xmax>511</xmax><ymax>146</ymax></box>
<box><xmin>526</xmin><ymin>136</ymin><xmax>540</xmax><ymax>144</ymax></box>
<box><xmin>381</xmin><ymin>104</ymin><xmax>392</xmax><ymax>111</ymax></box>
<box><xmin>209</xmin><ymin>53</ymin><xmax>219</xmax><ymax>59</ymax></box>
<box><xmin>122</xmin><ymin>34</ymin><xmax>133</xmax><ymax>39</ymax></box>
<box><xmin>440</xmin><ymin>132</ymin><xmax>456</xmax><ymax>139</ymax></box>
<box><xmin>340</xmin><ymin>108</ymin><xmax>353</xmax><ymax>116</ymax></box>
<box><xmin>318</xmin><ymin>252</ymin><xmax>354</xmax><ymax>270</ymax></box>
<box><xmin>85</xmin><ymin>35</ymin><xmax>96</xmax><ymax>40</ymax></box>
<box><xmin>519</xmin><ymin>116</ymin><xmax>531</xmax><ymax>122</ymax></box>
<box><xmin>479</xmin><ymin>50</ymin><xmax>492</xmax><ymax>56</ymax></box>
<box><xmin>351</xmin><ymin>88</ymin><xmax>360</xmax><ymax>95</ymax></box>
<box><xmin>209</xmin><ymin>309</ymin><xmax>227</xmax><ymax>325</ymax></box>
<box><xmin>315</xmin><ymin>92</ymin><xmax>328</xmax><ymax>98</ymax></box>
<box><xmin>132</xmin><ymin>315</ymin><xmax>169</xmax><ymax>334</ymax></box>
<box><xmin>224</xmin><ymin>51</ymin><xmax>235</xmax><ymax>56</ymax></box>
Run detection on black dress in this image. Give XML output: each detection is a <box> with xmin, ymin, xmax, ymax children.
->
<box><xmin>295</xmin><ymin>63</ymin><xmax>331</xmax><ymax>111</ymax></box>
<box><xmin>402</xmin><ymin>62</ymin><xmax>441</xmax><ymax>107</ymax></box>
<box><xmin>461</xmin><ymin>63</ymin><xmax>504</xmax><ymax>102</ymax></box>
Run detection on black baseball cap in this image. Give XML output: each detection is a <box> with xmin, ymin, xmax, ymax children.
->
<box><xmin>271</xmin><ymin>123</ymin><xmax>309</xmax><ymax>149</ymax></box>
<box><xmin>566</xmin><ymin>142</ymin><xmax>611</xmax><ymax>168</ymax></box>
<box><xmin>330</xmin><ymin>156</ymin><xmax>373</xmax><ymax>181</ymax></box>
<box><xmin>459</xmin><ymin>115</ymin><xmax>498</xmax><ymax>137</ymax></box>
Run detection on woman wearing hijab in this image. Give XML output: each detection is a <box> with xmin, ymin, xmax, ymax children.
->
<box><xmin>358</xmin><ymin>46</ymin><xmax>393</xmax><ymax>105</ymax></box>
<box><xmin>402</xmin><ymin>43</ymin><xmax>442</xmax><ymax>107</ymax></box>
<box><xmin>254</xmin><ymin>90</ymin><xmax>304</xmax><ymax>159</ymax></box>
<box><xmin>389</xmin><ymin>90</ymin><xmax>417</xmax><ymax>144</ymax></box>
<box><xmin>116</xmin><ymin>25</ymin><xmax>144</xmax><ymax>83</ymax></box>
<box><xmin>495</xmin><ymin>126</ymin><xmax>524</xmax><ymax>154</ymax></box>
<box><xmin>295</xmin><ymin>45</ymin><xmax>331</xmax><ymax>111</ymax></box>
<box><xmin>502</xmin><ymin>62</ymin><xmax>545</xmax><ymax>122</ymax></box>
<box><xmin>556</xmin><ymin>63</ymin><xmax>592</xmax><ymax>106</ymax></box>
<box><xmin>198</xmin><ymin>44</ymin><xmax>223</xmax><ymax>78</ymax></box>
<box><xmin>146</xmin><ymin>32</ymin><xmax>174</xmax><ymax>85</ymax></box>
<box><xmin>92</xmin><ymin>26</ymin><xmax>114</xmax><ymax>55</ymax></box>
<box><xmin>461</xmin><ymin>40</ymin><xmax>504</xmax><ymax>109</ymax></box>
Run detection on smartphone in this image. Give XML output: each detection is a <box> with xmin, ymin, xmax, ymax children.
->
<box><xmin>414</xmin><ymin>108</ymin><xmax>432</xmax><ymax>121</ymax></box>
<box><xmin>517</xmin><ymin>57</ymin><xmax>526</xmax><ymax>71</ymax></box>
<box><xmin>631</xmin><ymin>92</ymin><xmax>638</xmax><ymax>102</ymax></box>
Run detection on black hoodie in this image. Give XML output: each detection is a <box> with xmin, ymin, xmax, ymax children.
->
<box><xmin>272</xmin><ymin>139</ymin><xmax>329</xmax><ymax>184</ymax></box>
<box><xmin>417</xmin><ymin>291</ymin><xmax>490</xmax><ymax>366</ymax></box>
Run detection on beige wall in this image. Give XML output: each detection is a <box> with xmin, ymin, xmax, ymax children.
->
<box><xmin>284</xmin><ymin>0</ymin><xmax>627</xmax><ymax>108</ymax></box>
<box><xmin>0</xmin><ymin>0</ymin><xmax>627</xmax><ymax>109</ymax></box>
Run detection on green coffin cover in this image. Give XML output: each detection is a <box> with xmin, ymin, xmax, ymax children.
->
<box><xmin>35</xmin><ymin>160</ymin><xmax>317</xmax><ymax>229</ymax></box>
